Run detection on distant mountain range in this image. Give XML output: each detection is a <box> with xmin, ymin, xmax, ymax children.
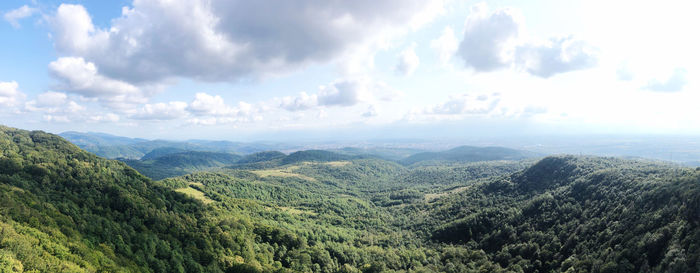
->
<box><xmin>401</xmin><ymin>145</ymin><xmax>541</xmax><ymax>165</ymax></box>
<box><xmin>60</xmin><ymin>131</ymin><xmax>543</xmax><ymax>180</ymax></box>
<box><xmin>59</xmin><ymin>131</ymin><xmax>290</xmax><ymax>159</ymax></box>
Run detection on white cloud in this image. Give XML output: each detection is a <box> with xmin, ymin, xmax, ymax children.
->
<box><xmin>48</xmin><ymin>57</ymin><xmax>148</xmax><ymax>110</ymax></box>
<box><xmin>515</xmin><ymin>36</ymin><xmax>598</xmax><ymax>78</ymax></box>
<box><xmin>131</xmin><ymin>101</ymin><xmax>188</xmax><ymax>120</ymax></box>
<box><xmin>0</xmin><ymin>81</ymin><xmax>25</xmax><ymax>107</ymax></box>
<box><xmin>318</xmin><ymin>80</ymin><xmax>373</xmax><ymax>107</ymax></box>
<box><xmin>3</xmin><ymin>5</ymin><xmax>36</xmax><ymax>28</ymax></box>
<box><xmin>187</xmin><ymin>93</ymin><xmax>234</xmax><ymax>116</ymax></box>
<box><xmin>406</xmin><ymin>92</ymin><xmax>550</xmax><ymax>123</ymax></box>
<box><xmin>43</xmin><ymin>115</ymin><xmax>70</xmax><ymax>123</ymax></box>
<box><xmin>457</xmin><ymin>3</ymin><xmax>521</xmax><ymax>72</ymax></box>
<box><xmin>88</xmin><ymin>113</ymin><xmax>120</xmax><ymax>123</ymax></box>
<box><xmin>430</xmin><ymin>26</ymin><xmax>458</xmax><ymax>65</ymax></box>
<box><xmin>644</xmin><ymin>68</ymin><xmax>688</xmax><ymax>92</ymax></box>
<box><xmin>456</xmin><ymin>3</ymin><xmax>597</xmax><ymax>77</ymax></box>
<box><xmin>48</xmin><ymin>1</ymin><xmax>447</xmax><ymax>84</ymax></box>
<box><xmin>318</xmin><ymin>78</ymin><xmax>400</xmax><ymax>107</ymax></box>
<box><xmin>25</xmin><ymin>91</ymin><xmax>85</xmax><ymax>114</ymax></box>
<box><xmin>277</xmin><ymin>77</ymin><xmax>401</xmax><ymax>111</ymax></box>
<box><xmin>395</xmin><ymin>44</ymin><xmax>420</xmax><ymax>76</ymax></box>
<box><xmin>184</xmin><ymin>93</ymin><xmax>260</xmax><ymax>125</ymax></box>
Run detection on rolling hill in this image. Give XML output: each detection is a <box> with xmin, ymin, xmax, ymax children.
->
<box><xmin>120</xmin><ymin>151</ymin><xmax>242</xmax><ymax>180</ymax></box>
<box><xmin>0</xmin><ymin>126</ymin><xmax>257</xmax><ymax>272</ymax></box>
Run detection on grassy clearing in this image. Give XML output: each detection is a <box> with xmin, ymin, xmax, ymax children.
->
<box><xmin>321</xmin><ymin>161</ymin><xmax>351</xmax><ymax>167</ymax></box>
<box><xmin>176</xmin><ymin>185</ymin><xmax>214</xmax><ymax>204</ymax></box>
<box><xmin>300</xmin><ymin>161</ymin><xmax>351</xmax><ymax>167</ymax></box>
<box><xmin>250</xmin><ymin>169</ymin><xmax>316</xmax><ymax>181</ymax></box>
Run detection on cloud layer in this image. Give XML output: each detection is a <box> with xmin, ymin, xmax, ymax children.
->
<box><xmin>48</xmin><ymin>57</ymin><xmax>148</xmax><ymax>110</ymax></box>
<box><xmin>48</xmin><ymin>1</ymin><xmax>445</xmax><ymax>84</ymax></box>
<box><xmin>457</xmin><ymin>3</ymin><xmax>521</xmax><ymax>72</ymax></box>
<box><xmin>456</xmin><ymin>3</ymin><xmax>597</xmax><ymax>78</ymax></box>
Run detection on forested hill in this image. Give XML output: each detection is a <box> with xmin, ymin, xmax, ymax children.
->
<box><xmin>401</xmin><ymin>145</ymin><xmax>538</xmax><ymax>165</ymax></box>
<box><xmin>0</xmin><ymin>126</ymin><xmax>284</xmax><ymax>272</ymax></box>
<box><xmin>120</xmin><ymin>151</ymin><xmax>243</xmax><ymax>180</ymax></box>
<box><xmin>403</xmin><ymin>156</ymin><xmax>700</xmax><ymax>272</ymax></box>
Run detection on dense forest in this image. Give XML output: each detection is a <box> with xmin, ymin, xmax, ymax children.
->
<box><xmin>1</xmin><ymin>125</ymin><xmax>698</xmax><ymax>272</ymax></box>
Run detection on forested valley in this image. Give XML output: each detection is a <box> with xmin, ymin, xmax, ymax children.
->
<box><xmin>1</xmin><ymin>125</ymin><xmax>698</xmax><ymax>272</ymax></box>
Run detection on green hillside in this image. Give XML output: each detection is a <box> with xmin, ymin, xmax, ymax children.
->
<box><xmin>120</xmin><ymin>151</ymin><xmax>242</xmax><ymax>180</ymax></box>
<box><xmin>402</xmin><ymin>156</ymin><xmax>700</xmax><ymax>272</ymax></box>
<box><xmin>0</xmin><ymin>126</ymin><xmax>258</xmax><ymax>272</ymax></box>
<box><xmin>236</xmin><ymin>151</ymin><xmax>287</xmax><ymax>164</ymax></box>
<box><xmin>2</xmin><ymin>125</ymin><xmax>699</xmax><ymax>273</ymax></box>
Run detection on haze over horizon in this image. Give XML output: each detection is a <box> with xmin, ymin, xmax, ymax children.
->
<box><xmin>2</xmin><ymin>0</ymin><xmax>699</xmax><ymax>140</ymax></box>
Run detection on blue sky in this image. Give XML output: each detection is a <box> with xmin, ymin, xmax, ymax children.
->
<box><xmin>1</xmin><ymin>0</ymin><xmax>698</xmax><ymax>141</ymax></box>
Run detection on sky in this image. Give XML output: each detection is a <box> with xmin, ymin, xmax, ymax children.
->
<box><xmin>1</xmin><ymin>0</ymin><xmax>699</xmax><ymax>141</ymax></box>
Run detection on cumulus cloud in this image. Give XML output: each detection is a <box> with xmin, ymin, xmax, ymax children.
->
<box><xmin>22</xmin><ymin>91</ymin><xmax>123</xmax><ymax>124</ymax></box>
<box><xmin>277</xmin><ymin>77</ymin><xmax>401</xmax><ymax>111</ymax></box>
<box><xmin>456</xmin><ymin>3</ymin><xmax>597</xmax><ymax>77</ymax></box>
<box><xmin>187</xmin><ymin>93</ymin><xmax>235</xmax><ymax>116</ymax></box>
<box><xmin>183</xmin><ymin>93</ymin><xmax>260</xmax><ymax>125</ymax></box>
<box><xmin>318</xmin><ymin>80</ymin><xmax>374</xmax><ymax>107</ymax></box>
<box><xmin>395</xmin><ymin>44</ymin><xmax>420</xmax><ymax>76</ymax></box>
<box><xmin>430</xmin><ymin>26</ymin><xmax>459</xmax><ymax>65</ymax></box>
<box><xmin>3</xmin><ymin>5</ymin><xmax>36</xmax><ymax>28</ymax></box>
<box><xmin>131</xmin><ymin>101</ymin><xmax>188</xmax><ymax>120</ymax></box>
<box><xmin>0</xmin><ymin>81</ymin><xmax>25</xmax><ymax>107</ymax></box>
<box><xmin>457</xmin><ymin>3</ymin><xmax>521</xmax><ymax>72</ymax></box>
<box><xmin>644</xmin><ymin>68</ymin><xmax>688</xmax><ymax>92</ymax></box>
<box><xmin>48</xmin><ymin>1</ymin><xmax>446</xmax><ymax>84</ymax></box>
<box><xmin>515</xmin><ymin>36</ymin><xmax>598</xmax><ymax>78</ymax></box>
<box><xmin>25</xmin><ymin>91</ymin><xmax>85</xmax><ymax>114</ymax></box>
<box><xmin>48</xmin><ymin>57</ymin><xmax>148</xmax><ymax>110</ymax></box>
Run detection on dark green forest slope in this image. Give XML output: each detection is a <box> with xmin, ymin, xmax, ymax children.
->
<box><xmin>2</xmin><ymin>125</ymin><xmax>699</xmax><ymax>272</ymax></box>
<box><xmin>120</xmin><ymin>151</ymin><xmax>242</xmax><ymax>180</ymax></box>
